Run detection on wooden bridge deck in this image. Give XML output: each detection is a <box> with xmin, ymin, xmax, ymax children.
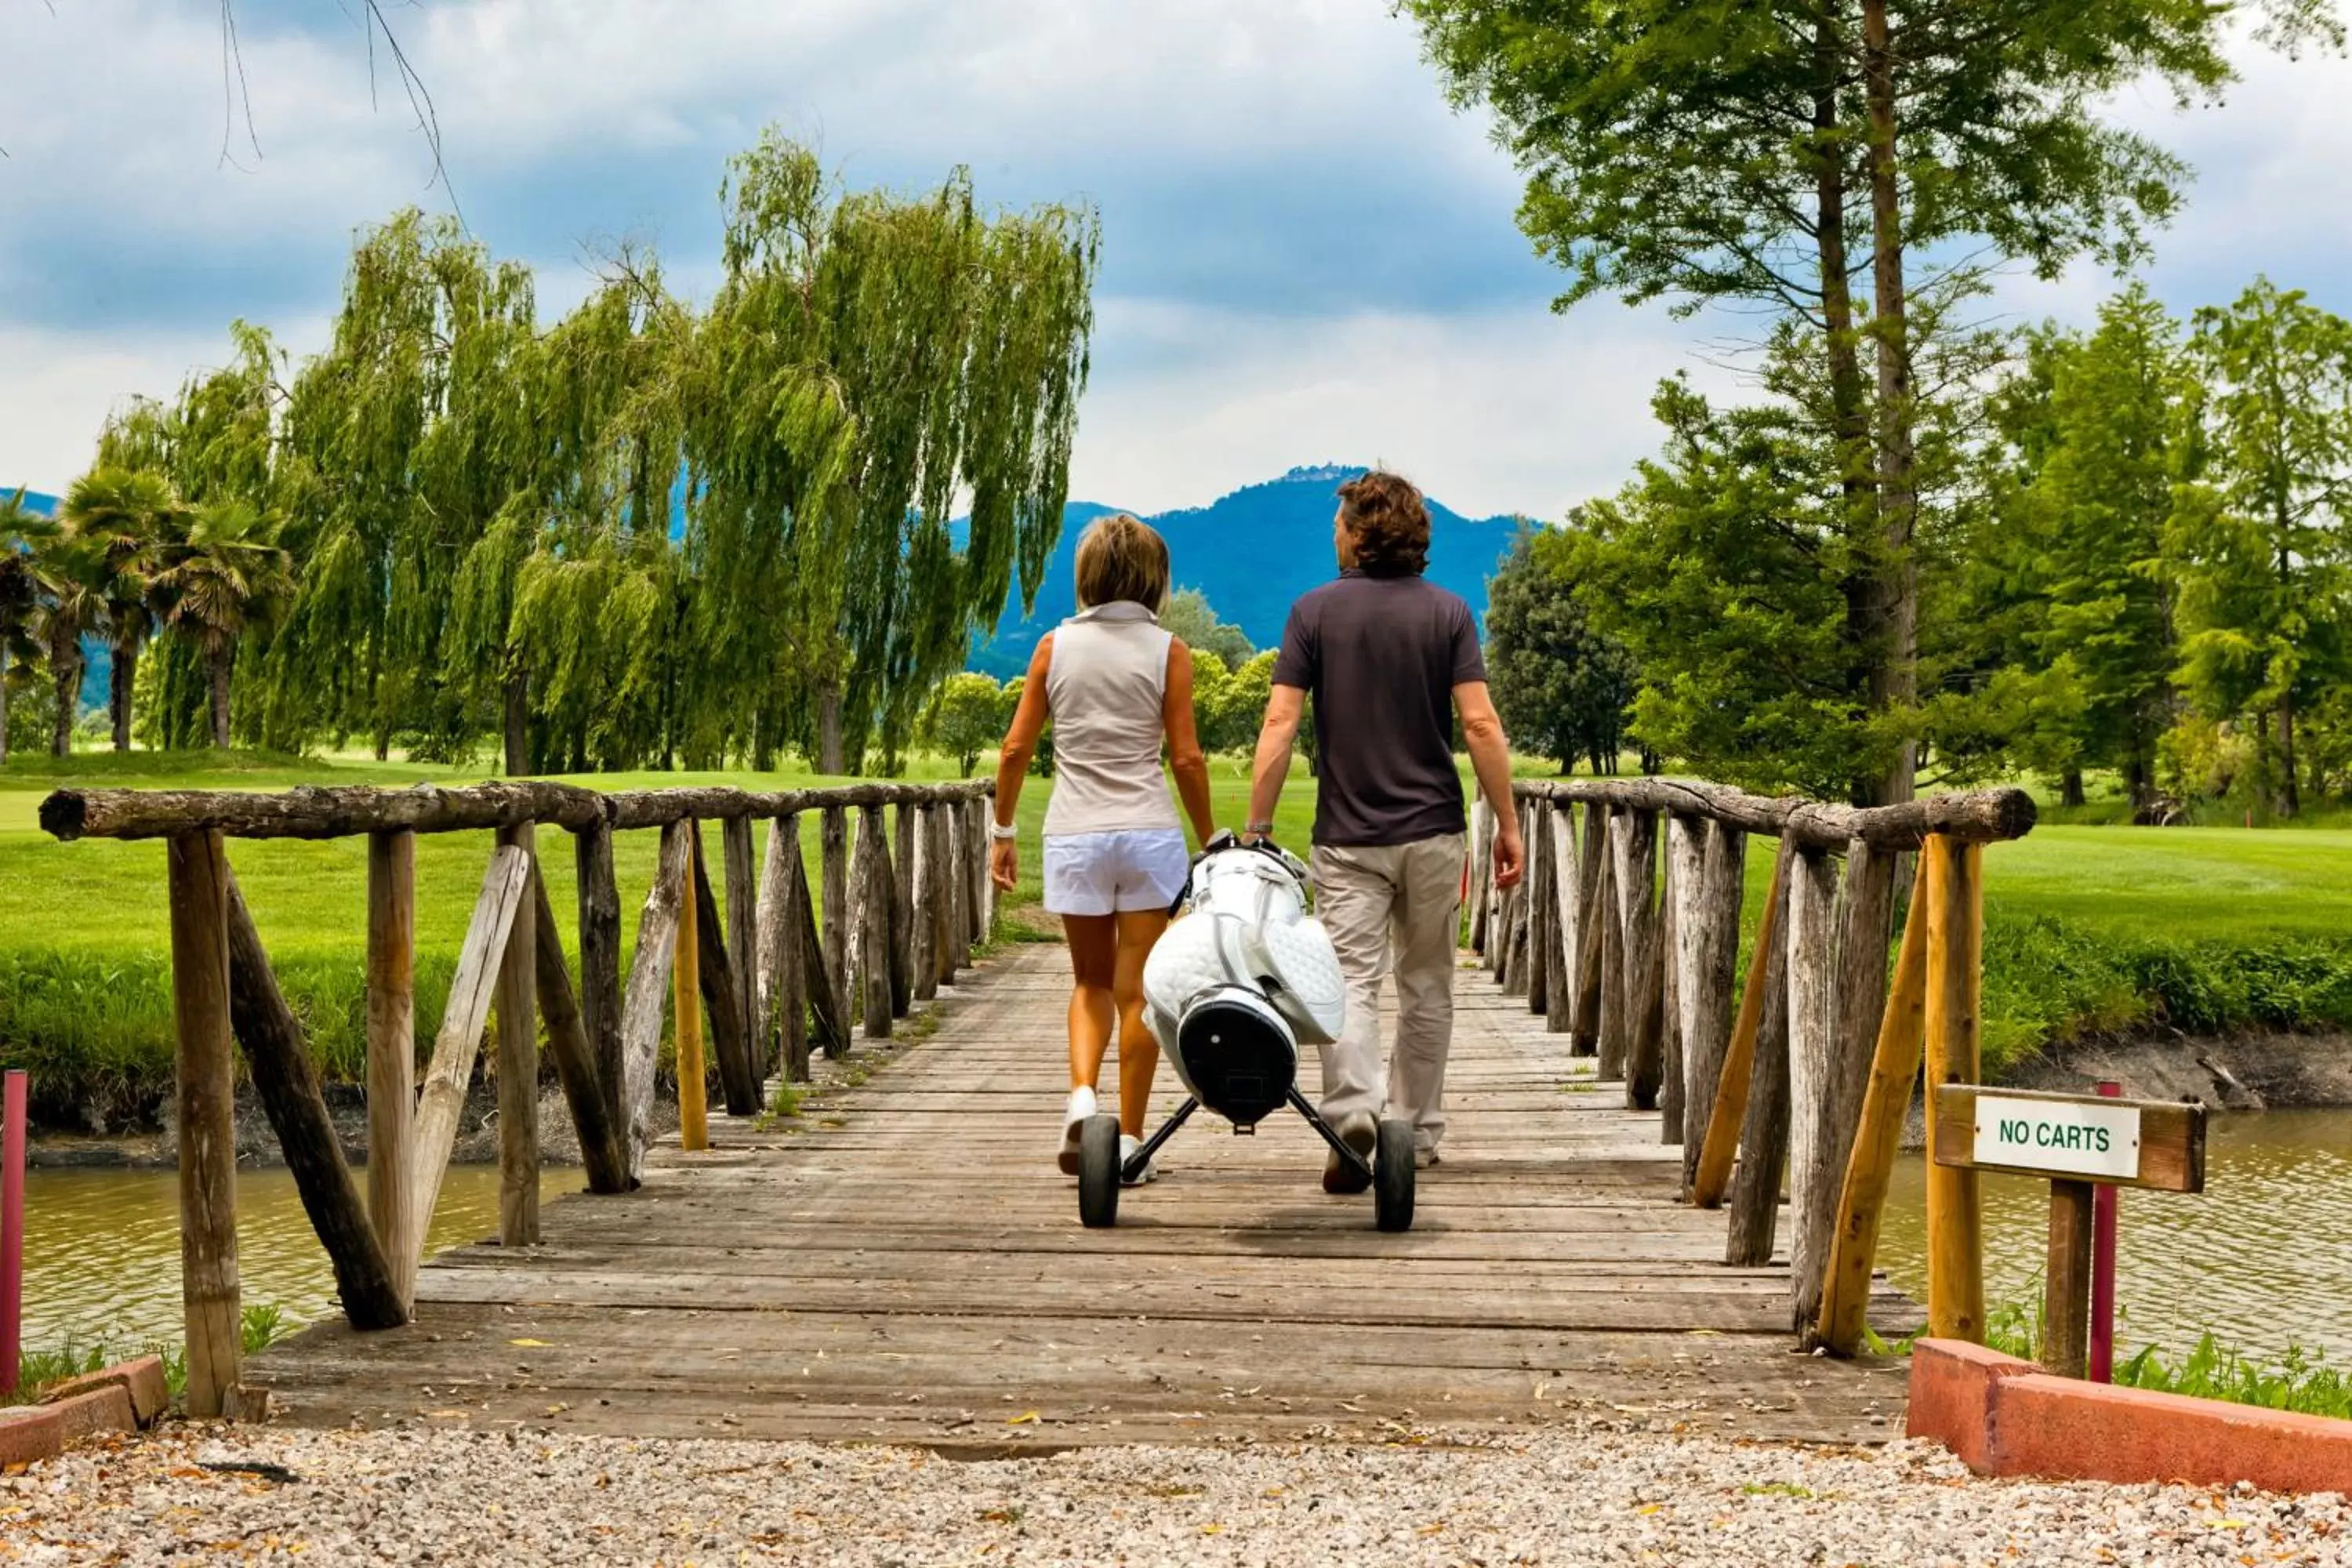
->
<box><xmin>252</xmin><ymin>945</ymin><xmax>1915</xmax><ymax>1450</ymax></box>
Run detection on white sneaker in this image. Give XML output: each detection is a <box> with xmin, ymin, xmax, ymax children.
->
<box><xmin>1120</xmin><ymin>1132</ymin><xmax>1156</xmax><ymax>1186</ymax></box>
<box><xmin>1058</xmin><ymin>1087</ymin><xmax>1098</xmax><ymax>1175</ymax></box>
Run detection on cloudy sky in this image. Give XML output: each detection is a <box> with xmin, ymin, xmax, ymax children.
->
<box><xmin>3</xmin><ymin>1</ymin><xmax>2350</xmax><ymax>519</ymax></box>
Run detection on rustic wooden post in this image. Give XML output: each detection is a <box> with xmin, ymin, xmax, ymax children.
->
<box><xmin>857</xmin><ymin>804</ymin><xmax>894</xmax><ymax>1040</ymax></box>
<box><xmin>1468</xmin><ymin>797</ymin><xmax>1492</xmax><ymax>954</ymax></box>
<box><xmin>1693</xmin><ymin>838</ymin><xmax>1791</xmax><ymax>1207</ymax></box>
<box><xmin>1544</xmin><ymin>800</ymin><xmax>1576</xmax><ymax>1034</ymax></box>
<box><xmin>772</xmin><ymin>818</ymin><xmax>815</xmax><ymax>1078</ymax></box>
<box><xmin>495</xmin><ymin>820</ymin><xmax>539</xmax><ymax>1247</ymax></box>
<box><xmin>1501</xmin><ymin>798</ymin><xmax>1534</xmax><ymax>996</ymax></box>
<box><xmin>891</xmin><ymin>802</ymin><xmax>916</xmax><ymax>1016</ymax></box>
<box><xmin>1923</xmin><ymin>834</ymin><xmax>1987</xmax><ymax>1342</ymax></box>
<box><xmin>820</xmin><ymin>806</ymin><xmax>849</xmax><ymax>1029</ymax></box>
<box><xmin>1725</xmin><ymin>861</ymin><xmax>1794</xmax><ymax>1265</ymax></box>
<box><xmin>1595</xmin><ymin>811</ymin><xmax>1626</xmax><ymax>1080</ymax></box>
<box><xmin>964</xmin><ymin>793</ymin><xmax>990</xmax><ymax>949</ymax></box>
<box><xmin>365</xmin><ymin>829</ymin><xmax>418</xmax><ymax>1309</ymax></box>
<box><xmin>530</xmin><ymin>873</ymin><xmax>631</xmax><ymax>1196</ymax></box>
<box><xmin>1571</xmin><ymin>802</ymin><xmax>1605</xmax><ymax>1056</ymax></box>
<box><xmin>167</xmin><ymin>829</ymin><xmax>241</xmax><ymax>1417</ymax></box>
<box><xmin>724</xmin><ymin>815</ymin><xmax>759</xmax><ymax>1080</ymax></box>
<box><xmin>911</xmin><ymin>804</ymin><xmax>940</xmax><ymax>1004</ymax></box>
<box><xmin>691</xmin><ymin>833</ymin><xmax>758</xmax><ymax>1116</ymax></box>
<box><xmin>575</xmin><ymin>820</ymin><xmax>625</xmax><ymax>1134</ymax></box>
<box><xmin>754</xmin><ymin>815</ymin><xmax>797</xmax><ymax>1060</ymax></box>
<box><xmin>1525</xmin><ymin>802</ymin><xmax>1552</xmax><ymax>1016</ymax></box>
<box><xmin>619</xmin><ymin>822</ymin><xmax>693</xmax><ymax>1178</ymax></box>
<box><xmin>1666</xmin><ymin>816</ymin><xmax>1705</xmax><ymax>1143</ymax></box>
<box><xmin>929</xmin><ymin>800</ymin><xmax>958</xmax><ymax>990</ymax></box>
<box><xmin>1677</xmin><ymin>821</ymin><xmax>1745</xmax><ymax>1187</ymax></box>
<box><xmin>674</xmin><ymin>822</ymin><xmax>709</xmax><ymax>1152</ymax></box>
<box><xmin>1784</xmin><ymin>844</ymin><xmax>1841</xmax><ymax>1331</ymax></box>
<box><xmin>1658</xmin><ymin>836</ymin><xmax>1683</xmax><ymax>1139</ymax></box>
<box><xmin>412</xmin><ymin>846</ymin><xmax>532</xmax><ymax>1234</ymax></box>
<box><xmin>1814</xmin><ymin>869</ymin><xmax>1933</xmax><ymax>1353</ymax></box>
<box><xmin>1621</xmin><ymin>808</ymin><xmax>1665</xmax><ymax>1110</ymax></box>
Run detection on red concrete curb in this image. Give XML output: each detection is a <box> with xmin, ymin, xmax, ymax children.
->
<box><xmin>0</xmin><ymin>1403</ymin><xmax>64</xmax><ymax>1468</ymax></box>
<box><xmin>44</xmin><ymin>1385</ymin><xmax>136</xmax><ymax>1443</ymax></box>
<box><xmin>41</xmin><ymin>1356</ymin><xmax>170</xmax><ymax>1428</ymax></box>
<box><xmin>1907</xmin><ymin>1338</ymin><xmax>2352</xmax><ymax>1495</ymax></box>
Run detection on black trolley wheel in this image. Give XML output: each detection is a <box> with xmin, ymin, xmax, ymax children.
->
<box><xmin>1374</xmin><ymin>1118</ymin><xmax>1416</xmax><ymax>1232</ymax></box>
<box><xmin>1077</xmin><ymin>1113</ymin><xmax>1123</xmax><ymax>1229</ymax></box>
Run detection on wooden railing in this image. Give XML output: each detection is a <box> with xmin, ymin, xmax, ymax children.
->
<box><xmin>1468</xmin><ymin>778</ymin><xmax>2037</xmax><ymax>1353</ymax></box>
<box><xmin>40</xmin><ymin>778</ymin><xmax>996</xmax><ymax>1418</ymax></box>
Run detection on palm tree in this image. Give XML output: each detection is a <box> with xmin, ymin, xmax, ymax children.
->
<box><xmin>151</xmin><ymin>501</ymin><xmax>296</xmax><ymax>747</ymax></box>
<box><xmin>61</xmin><ymin>467</ymin><xmax>189</xmax><ymax>751</ymax></box>
<box><xmin>0</xmin><ymin>488</ymin><xmax>61</xmax><ymax>765</ymax></box>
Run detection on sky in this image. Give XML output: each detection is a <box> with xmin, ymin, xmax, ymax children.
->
<box><xmin>3</xmin><ymin>1</ymin><xmax>2350</xmax><ymax>521</ymax></box>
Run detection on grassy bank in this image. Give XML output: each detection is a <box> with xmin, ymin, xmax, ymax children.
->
<box><xmin>4</xmin><ymin>750</ymin><xmax>2350</xmax><ymax>1120</ymax></box>
<box><xmin>2</xmin><ymin>1304</ymin><xmax>289</xmax><ymax>1410</ymax></box>
<box><xmin>1982</xmin><ymin>1302</ymin><xmax>2352</xmax><ymax>1422</ymax></box>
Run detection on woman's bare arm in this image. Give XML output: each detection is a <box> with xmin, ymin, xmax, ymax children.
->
<box><xmin>1162</xmin><ymin>640</ymin><xmax>1218</xmax><ymax>847</ymax></box>
<box><xmin>989</xmin><ymin>636</ymin><xmax>1054</xmax><ymax>890</ymax></box>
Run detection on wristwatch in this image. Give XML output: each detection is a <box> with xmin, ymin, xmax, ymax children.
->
<box><xmin>1243</xmin><ymin>820</ymin><xmax>1276</xmax><ymax>839</ymax></box>
<box><xmin>989</xmin><ymin>819</ymin><xmax>1019</xmax><ymax>842</ymax></box>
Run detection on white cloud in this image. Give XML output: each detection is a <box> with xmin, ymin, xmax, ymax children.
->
<box><xmin>0</xmin><ymin>325</ymin><xmax>251</xmax><ymax>495</ymax></box>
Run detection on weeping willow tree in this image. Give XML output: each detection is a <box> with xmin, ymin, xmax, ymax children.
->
<box><xmin>265</xmin><ymin>212</ymin><xmax>539</xmax><ymax>763</ymax></box>
<box><xmin>684</xmin><ymin>132</ymin><xmax>1098</xmax><ymax>773</ymax></box>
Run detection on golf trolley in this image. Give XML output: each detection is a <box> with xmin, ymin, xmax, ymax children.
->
<box><xmin>1073</xmin><ymin>833</ymin><xmax>1416</xmax><ymax>1232</ymax></box>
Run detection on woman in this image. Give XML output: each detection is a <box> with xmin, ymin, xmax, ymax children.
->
<box><xmin>990</xmin><ymin>514</ymin><xmax>1217</xmax><ymax>1185</ymax></box>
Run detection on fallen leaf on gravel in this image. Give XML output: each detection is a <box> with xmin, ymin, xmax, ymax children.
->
<box><xmin>510</xmin><ymin>1339</ymin><xmax>551</xmax><ymax>1348</ymax></box>
<box><xmin>1006</xmin><ymin>1411</ymin><xmax>1038</xmax><ymax>1425</ymax></box>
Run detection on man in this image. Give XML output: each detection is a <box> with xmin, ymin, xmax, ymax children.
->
<box><xmin>1243</xmin><ymin>470</ymin><xmax>1525</xmax><ymax>1192</ymax></box>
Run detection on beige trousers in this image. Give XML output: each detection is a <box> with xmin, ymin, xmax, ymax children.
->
<box><xmin>1310</xmin><ymin>833</ymin><xmax>1467</xmax><ymax>1150</ymax></box>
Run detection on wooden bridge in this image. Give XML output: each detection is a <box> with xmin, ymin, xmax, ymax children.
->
<box><xmin>38</xmin><ymin>774</ymin><xmax>2034</xmax><ymax>1448</ymax></box>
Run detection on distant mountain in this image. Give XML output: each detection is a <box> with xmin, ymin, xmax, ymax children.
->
<box><xmin>967</xmin><ymin>465</ymin><xmax>1523</xmax><ymax>680</ymax></box>
<box><xmin>5</xmin><ymin>488</ymin><xmax>60</xmax><ymax>517</ymax></box>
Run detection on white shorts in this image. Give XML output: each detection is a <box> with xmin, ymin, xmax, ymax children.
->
<box><xmin>1043</xmin><ymin>829</ymin><xmax>1190</xmax><ymax>916</ymax></box>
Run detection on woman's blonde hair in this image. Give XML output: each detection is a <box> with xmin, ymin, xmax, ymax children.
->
<box><xmin>1073</xmin><ymin>513</ymin><xmax>1171</xmax><ymax>612</ymax></box>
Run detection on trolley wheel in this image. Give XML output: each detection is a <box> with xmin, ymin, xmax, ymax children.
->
<box><xmin>1078</xmin><ymin>1114</ymin><xmax>1123</xmax><ymax>1229</ymax></box>
<box><xmin>1374</xmin><ymin>1118</ymin><xmax>1416</xmax><ymax>1232</ymax></box>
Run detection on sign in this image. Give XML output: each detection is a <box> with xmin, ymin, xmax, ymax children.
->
<box><xmin>1970</xmin><ymin>1094</ymin><xmax>2141</xmax><ymax>1182</ymax></box>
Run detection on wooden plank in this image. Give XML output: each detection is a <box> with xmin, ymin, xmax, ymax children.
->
<box><xmin>1726</xmin><ymin>863</ymin><xmax>1793</xmax><ymax>1268</ymax></box>
<box><xmin>676</xmin><ymin>823</ymin><xmax>709</xmax><ymax>1153</ymax></box>
<box><xmin>1922</xmin><ymin>835</ymin><xmax>1986</xmax><ymax>1342</ymax></box>
<box><xmin>574</xmin><ymin>821</ymin><xmax>625</xmax><ymax>1135</ymax></box>
<box><xmin>2043</xmin><ymin>1179</ymin><xmax>2094</xmax><ymax>1378</ymax></box>
<box><xmin>693</xmin><ymin>831</ymin><xmax>759</xmax><ymax>1116</ymax></box>
<box><xmin>1784</xmin><ymin>844</ymin><xmax>1840</xmax><ymax>1330</ymax></box>
<box><xmin>753</xmin><ymin>815</ymin><xmax>799</xmax><ymax>1069</ymax></box>
<box><xmin>858</xmin><ymin>804</ymin><xmax>893</xmax><ymax>1040</ymax></box>
<box><xmin>1571</xmin><ymin>800</ymin><xmax>1604</xmax><ymax>1055</ymax></box>
<box><xmin>724</xmin><ymin>815</ymin><xmax>760</xmax><ymax>1081</ymax></box>
<box><xmin>167</xmin><ymin>829</ymin><xmax>241</xmax><ymax>1417</ymax></box>
<box><xmin>532</xmin><ymin>869</ymin><xmax>633</xmax><ymax>1196</ymax></box>
<box><xmin>619</xmin><ymin>821</ymin><xmax>693</xmax><ymax>1181</ymax></box>
<box><xmin>495</xmin><ymin>821</ymin><xmax>540</xmax><ymax>1247</ymax></box>
<box><xmin>891</xmin><ymin>803</ymin><xmax>916</xmax><ymax>1017</ymax></box>
<box><xmin>1693</xmin><ymin>840</ymin><xmax>1792</xmax><ymax>1207</ymax></box>
<box><xmin>820</xmin><ymin>807</ymin><xmax>849</xmax><ymax>1025</ymax></box>
<box><xmin>1813</xmin><ymin>864</ymin><xmax>1932</xmax><ymax>1354</ymax></box>
<box><xmin>410</xmin><ymin>844</ymin><xmax>532</xmax><ymax>1240</ymax></box>
<box><xmin>365</xmin><ymin>829</ymin><xmax>418</xmax><ymax>1309</ymax></box>
<box><xmin>1678</xmin><ymin>821</ymin><xmax>1744</xmax><ymax>1189</ymax></box>
<box><xmin>223</xmin><ymin>869</ymin><xmax>407</xmax><ymax>1331</ymax></box>
<box><xmin>1929</xmin><ymin>1086</ymin><xmax>2205</xmax><ymax>1193</ymax></box>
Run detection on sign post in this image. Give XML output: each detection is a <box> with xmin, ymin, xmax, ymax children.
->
<box><xmin>1932</xmin><ymin>1084</ymin><xmax>2207</xmax><ymax>1378</ymax></box>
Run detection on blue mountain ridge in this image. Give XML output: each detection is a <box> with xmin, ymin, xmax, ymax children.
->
<box><xmin>964</xmin><ymin>465</ymin><xmax>1522</xmax><ymax>680</ymax></box>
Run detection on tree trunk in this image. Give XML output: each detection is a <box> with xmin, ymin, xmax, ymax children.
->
<box><xmin>0</xmin><ymin>646</ymin><xmax>10</xmax><ymax>764</ymax></box>
<box><xmin>208</xmin><ymin>647</ymin><xmax>234</xmax><ymax>749</ymax></box>
<box><xmin>2278</xmin><ymin>696</ymin><xmax>2299</xmax><ymax>818</ymax></box>
<box><xmin>818</xmin><ymin>678</ymin><xmax>844</xmax><ymax>776</ymax></box>
<box><xmin>503</xmin><ymin>665</ymin><xmax>531</xmax><ymax>778</ymax></box>
<box><xmin>1860</xmin><ymin>0</ymin><xmax>1919</xmax><ymax>809</ymax></box>
<box><xmin>49</xmin><ymin>630</ymin><xmax>78</xmax><ymax>757</ymax></box>
<box><xmin>2061</xmin><ymin>768</ymin><xmax>2085</xmax><ymax>809</ymax></box>
<box><xmin>111</xmin><ymin>630</ymin><xmax>138</xmax><ymax>751</ymax></box>
<box><xmin>1816</xmin><ymin>2</ymin><xmax>1879</xmax><ymax>765</ymax></box>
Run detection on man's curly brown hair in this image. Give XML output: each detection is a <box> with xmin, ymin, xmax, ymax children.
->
<box><xmin>1338</xmin><ymin>470</ymin><xmax>1431</xmax><ymax>576</ymax></box>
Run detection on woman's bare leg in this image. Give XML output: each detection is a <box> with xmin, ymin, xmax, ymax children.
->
<box><xmin>1063</xmin><ymin>913</ymin><xmax>1118</xmax><ymax>1091</ymax></box>
<box><xmin>1111</xmin><ymin>909</ymin><xmax>1169</xmax><ymax>1137</ymax></box>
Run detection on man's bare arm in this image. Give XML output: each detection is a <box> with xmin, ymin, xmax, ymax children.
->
<box><xmin>1455</xmin><ymin>680</ymin><xmax>1523</xmax><ymax>887</ymax></box>
<box><xmin>1246</xmin><ymin>684</ymin><xmax>1307</xmax><ymax>840</ymax></box>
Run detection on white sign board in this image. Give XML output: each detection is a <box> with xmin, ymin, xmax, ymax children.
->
<box><xmin>1971</xmin><ymin>1094</ymin><xmax>2143</xmax><ymax>1181</ymax></box>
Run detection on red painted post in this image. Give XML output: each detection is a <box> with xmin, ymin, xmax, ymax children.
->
<box><xmin>1</xmin><ymin>1069</ymin><xmax>25</xmax><ymax>1397</ymax></box>
<box><xmin>2089</xmin><ymin>1078</ymin><xmax>2122</xmax><ymax>1383</ymax></box>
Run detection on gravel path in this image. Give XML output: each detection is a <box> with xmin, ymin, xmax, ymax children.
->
<box><xmin>3</xmin><ymin>1423</ymin><xmax>2346</xmax><ymax>1566</ymax></box>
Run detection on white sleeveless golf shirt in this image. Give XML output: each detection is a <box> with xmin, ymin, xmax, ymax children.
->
<box><xmin>1043</xmin><ymin>601</ymin><xmax>1181</xmax><ymax>838</ymax></box>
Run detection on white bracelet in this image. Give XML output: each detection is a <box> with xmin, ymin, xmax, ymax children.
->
<box><xmin>989</xmin><ymin>820</ymin><xmax>1019</xmax><ymax>842</ymax></box>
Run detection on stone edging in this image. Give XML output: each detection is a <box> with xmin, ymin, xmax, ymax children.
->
<box><xmin>1909</xmin><ymin>1338</ymin><xmax>2352</xmax><ymax>1494</ymax></box>
<box><xmin>0</xmin><ymin>1356</ymin><xmax>172</xmax><ymax>1467</ymax></box>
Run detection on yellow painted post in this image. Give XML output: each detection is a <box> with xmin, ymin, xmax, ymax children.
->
<box><xmin>1922</xmin><ymin>834</ymin><xmax>1984</xmax><ymax>1342</ymax></box>
<box><xmin>675</xmin><ymin>825</ymin><xmax>709</xmax><ymax>1152</ymax></box>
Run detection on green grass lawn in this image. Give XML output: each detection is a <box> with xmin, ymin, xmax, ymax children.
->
<box><xmin>3</xmin><ymin>747</ymin><xmax>2348</xmax><ymax>1120</ymax></box>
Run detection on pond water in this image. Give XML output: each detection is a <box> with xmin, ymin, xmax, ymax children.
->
<box><xmin>13</xmin><ymin>1109</ymin><xmax>2352</xmax><ymax>1371</ymax></box>
<box><xmin>1875</xmin><ymin>1108</ymin><xmax>2352</xmax><ymax>1366</ymax></box>
<box><xmin>14</xmin><ymin>1163</ymin><xmax>568</xmax><ymax>1352</ymax></box>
